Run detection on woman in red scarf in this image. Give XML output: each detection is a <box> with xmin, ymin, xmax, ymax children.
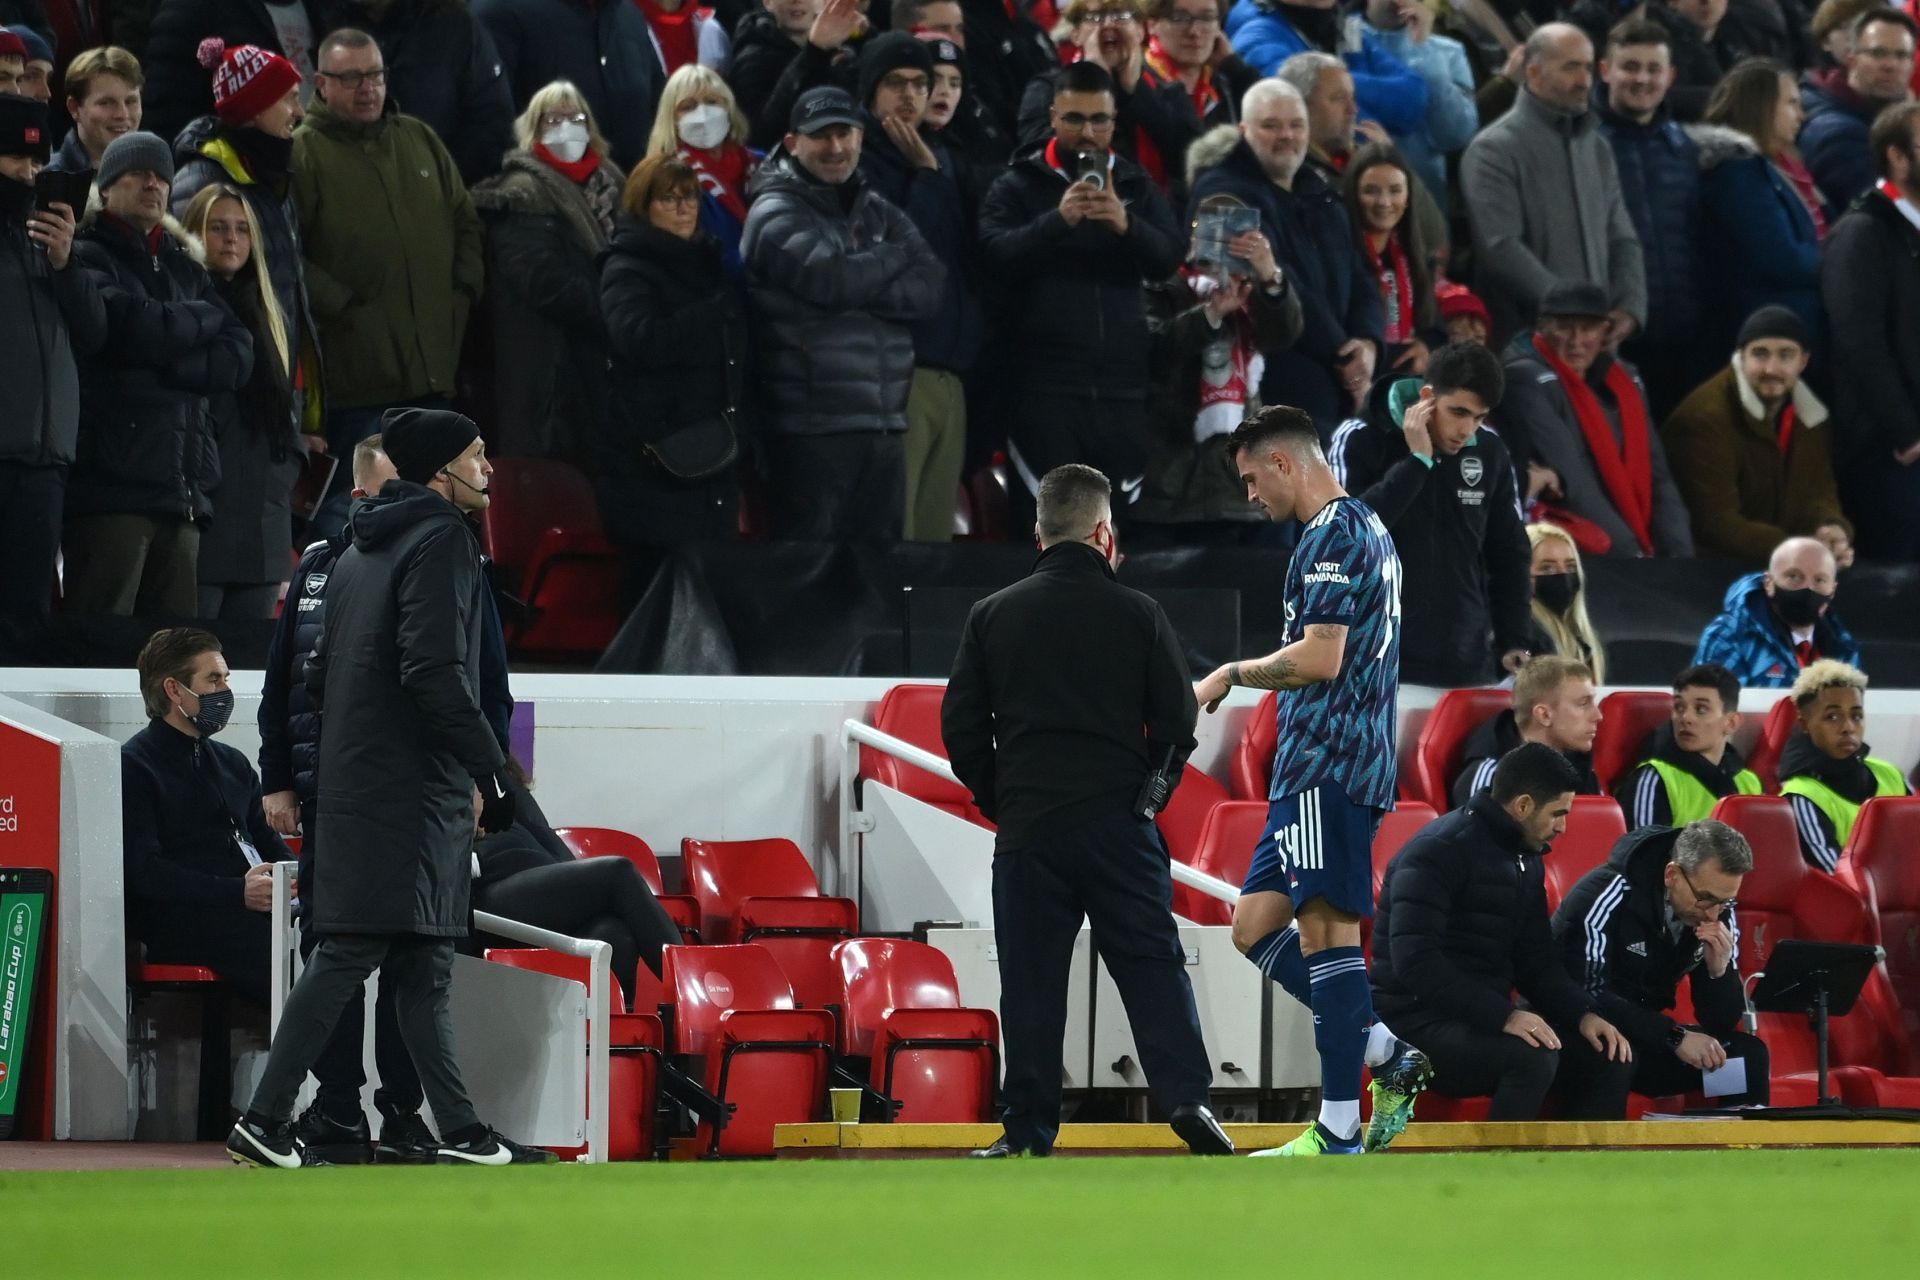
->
<box><xmin>469</xmin><ymin>81</ymin><xmax>628</xmax><ymax>461</ymax></box>
<box><xmin>1341</xmin><ymin>141</ymin><xmax>1438</xmax><ymax>375</ymax></box>
<box><xmin>645</xmin><ymin>64</ymin><xmax>762</xmax><ymax>279</ymax></box>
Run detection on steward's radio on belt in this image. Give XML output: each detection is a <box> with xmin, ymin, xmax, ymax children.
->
<box><xmin>1134</xmin><ymin>744</ymin><xmax>1177</xmax><ymax>821</ymax></box>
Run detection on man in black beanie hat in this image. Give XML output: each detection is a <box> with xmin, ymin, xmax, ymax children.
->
<box><xmin>1663</xmin><ymin>303</ymin><xmax>1854</xmax><ymax>566</ymax></box>
<box><xmin>0</xmin><ymin>91</ymin><xmax>100</xmax><ymax>652</ymax></box>
<box><xmin>230</xmin><ymin>406</ymin><xmax>552</xmax><ymax>1168</ymax></box>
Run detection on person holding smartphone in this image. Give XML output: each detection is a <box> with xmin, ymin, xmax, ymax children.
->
<box><xmin>0</xmin><ymin>92</ymin><xmax>103</xmax><ymax>650</ymax></box>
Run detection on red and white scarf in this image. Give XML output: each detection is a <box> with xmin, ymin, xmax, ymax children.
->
<box><xmin>1186</xmin><ymin>270</ymin><xmax>1264</xmax><ymax>442</ymax></box>
<box><xmin>680</xmin><ymin>142</ymin><xmax>753</xmax><ymax>223</ymax></box>
<box><xmin>1365</xmin><ymin>231</ymin><xmax>1416</xmax><ymax>345</ymax></box>
<box><xmin>1532</xmin><ymin>333</ymin><xmax>1654</xmax><ymax>555</ymax></box>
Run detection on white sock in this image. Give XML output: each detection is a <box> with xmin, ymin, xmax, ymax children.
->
<box><xmin>1318</xmin><ymin>1100</ymin><xmax>1361</xmax><ymax>1143</ymax></box>
<box><xmin>1364</xmin><ymin>1020</ymin><xmax>1399</xmax><ymax>1068</ymax></box>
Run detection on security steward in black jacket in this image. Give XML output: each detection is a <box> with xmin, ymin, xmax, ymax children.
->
<box><xmin>1552</xmin><ymin>819</ymin><xmax>1771</xmax><ymax>1117</ymax></box>
<box><xmin>941</xmin><ymin>462</ymin><xmax>1231</xmax><ymax>1158</ymax></box>
<box><xmin>122</xmin><ymin>626</ymin><xmax>294</xmax><ymax>1008</ymax></box>
<box><xmin>1329</xmin><ymin>342</ymin><xmax>1533</xmax><ymax>687</ymax></box>
<box><xmin>1372</xmin><ymin>744</ymin><xmax>1631</xmax><ymax>1120</ymax></box>
<box><xmin>231</xmin><ymin>408</ymin><xmax>549</xmax><ymax>1168</ymax></box>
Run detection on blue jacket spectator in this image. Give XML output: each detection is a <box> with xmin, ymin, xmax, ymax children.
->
<box><xmin>1597</xmin><ymin>95</ymin><xmax>1702</xmax><ymax>415</ymax></box>
<box><xmin>1798</xmin><ymin>69</ymin><xmax>1881</xmax><ymax>210</ymax></box>
<box><xmin>1187</xmin><ymin>118</ymin><xmax>1382</xmax><ymax>435</ymax></box>
<box><xmin>1226</xmin><ymin>0</ymin><xmax>1429</xmax><ymax>136</ymax></box>
<box><xmin>1692</xmin><ymin>122</ymin><xmax>1822</xmax><ymax>359</ymax></box>
<box><xmin>1366</xmin><ymin>4</ymin><xmax>1477</xmax><ymax>199</ymax></box>
<box><xmin>1693</xmin><ymin>569</ymin><xmax>1861</xmax><ymax>691</ymax></box>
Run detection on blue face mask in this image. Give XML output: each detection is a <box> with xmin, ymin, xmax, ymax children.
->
<box><xmin>185</xmin><ymin>686</ymin><xmax>235</xmax><ymax>737</ymax></box>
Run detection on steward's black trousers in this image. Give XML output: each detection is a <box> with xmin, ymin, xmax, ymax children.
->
<box><xmin>992</xmin><ymin>810</ymin><xmax>1212</xmax><ymax>1153</ymax></box>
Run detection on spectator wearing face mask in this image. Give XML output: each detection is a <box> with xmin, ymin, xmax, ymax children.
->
<box><xmin>470</xmin><ymin>82</ymin><xmax>626</xmax><ymax>462</ymax></box>
<box><xmin>645</xmin><ymin>64</ymin><xmax>762</xmax><ymax>277</ymax></box>
<box><xmin>1693</xmin><ymin>534</ymin><xmax>1860</xmax><ymax>690</ymax></box>
<box><xmin>122</xmin><ymin>626</ymin><xmax>295</xmax><ymax>1008</ymax></box>
<box><xmin>1778</xmin><ymin>659</ymin><xmax>1909</xmax><ymax>873</ymax></box>
<box><xmin>1525</xmin><ymin>521</ymin><xmax>1608</xmax><ymax>684</ymax></box>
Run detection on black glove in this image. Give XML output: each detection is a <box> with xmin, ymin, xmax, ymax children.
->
<box><xmin>476</xmin><ymin>772</ymin><xmax>516</xmax><ymax>834</ymax></box>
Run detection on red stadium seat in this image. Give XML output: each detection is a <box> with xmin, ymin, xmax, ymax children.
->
<box><xmin>1591</xmin><ymin>690</ymin><xmax>1673</xmax><ymax>793</ymax></box>
<box><xmin>1744</xmin><ymin>696</ymin><xmax>1799</xmax><ymax>793</ymax></box>
<box><xmin>1408</xmin><ymin>688</ymin><xmax>1511</xmax><ymax>812</ymax></box>
<box><xmin>680</xmin><ymin>837</ymin><xmax>858</xmax><ymax>946</ymax></box>
<box><xmin>1155</xmin><ymin>765</ymin><xmax>1229</xmax><ymax>879</ymax></box>
<box><xmin>660</xmin><ymin>945</ymin><xmax>835</xmax><ymax>1156</ymax></box>
<box><xmin>859</xmin><ymin>683</ymin><xmax>992</xmax><ymax>828</ymax></box>
<box><xmin>1839</xmin><ymin>797</ymin><xmax>1920</xmax><ymax>1064</ymax></box>
<box><xmin>483</xmin><ymin>948</ymin><xmax>663</xmax><ymax>1161</ymax></box>
<box><xmin>1541</xmin><ymin>797</ymin><xmax>1628</xmax><ymax>908</ymax></box>
<box><xmin>1178</xmin><ymin>801</ymin><xmax>1267</xmax><ymax>925</ymax></box>
<box><xmin>1371</xmin><ymin>802</ymin><xmax>1438</xmax><ymax>887</ymax></box>
<box><xmin>834</xmin><ymin>939</ymin><xmax>997</xmax><ymax>1122</ymax></box>
<box><xmin>553</xmin><ymin>826</ymin><xmax>701</xmax><ymax>943</ymax></box>
<box><xmin>1231</xmin><ymin>691</ymin><xmax>1278</xmax><ymax>801</ymax></box>
<box><xmin>480</xmin><ymin>457</ymin><xmax>624</xmax><ymax>660</ymax></box>
<box><xmin>758</xmin><ymin>935</ymin><xmax>847</xmax><ymax>1014</ymax></box>
<box><xmin>129</xmin><ymin>962</ymin><xmax>229</xmax><ymax>1140</ymax></box>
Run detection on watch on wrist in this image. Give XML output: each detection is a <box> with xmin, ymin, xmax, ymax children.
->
<box><xmin>1666</xmin><ymin>1022</ymin><xmax>1688</xmax><ymax>1050</ymax></box>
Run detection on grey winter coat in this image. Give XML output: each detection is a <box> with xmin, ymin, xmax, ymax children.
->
<box><xmin>1460</xmin><ymin>89</ymin><xmax>1647</xmax><ymax>339</ymax></box>
<box><xmin>309</xmin><ymin>481</ymin><xmax>505</xmax><ymax>936</ymax></box>
<box><xmin>1500</xmin><ymin>329</ymin><xmax>1692</xmax><ymax>558</ymax></box>
<box><xmin>741</xmin><ymin>151</ymin><xmax>945</xmax><ymax>436</ymax></box>
<box><xmin>1</xmin><ymin>189</ymin><xmax>106</xmax><ymax>467</ymax></box>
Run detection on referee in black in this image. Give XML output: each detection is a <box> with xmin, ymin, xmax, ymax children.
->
<box><xmin>942</xmin><ymin>463</ymin><xmax>1232</xmax><ymax>1158</ymax></box>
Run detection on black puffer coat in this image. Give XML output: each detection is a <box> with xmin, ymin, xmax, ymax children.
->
<box><xmin>308</xmin><ymin>482</ymin><xmax>505</xmax><ymax>936</ymax></box>
<box><xmin>977</xmin><ymin>140</ymin><xmax>1183</xmax><ymax>402</ymax></box>
<box><xmin>597</xmin><ymin>218</ymin><xmax>747</xmax><ymax>548</ymax></box>
<box><xmin>199</xmin><ymin>267</ymin><xmax>301</xmax><ymax>584</ymax></box>
<box><xmin>469</xmin><ymin>149</ymin><xmax>624</xmax><ymax>460</ymax></box>
<box><xmin>259</xmin><ymin>531</ymin><xmax>342</xmax><ymax>803</ymax></box>
<box><xmin>741</xmin><ymin>150</ymin><xmax>944</xmax><ymax>436</ymax></box>
<box><xmin>856</xmin><ymin>113</ymin><xmax>984</xmax><ymax>375</ymax></box>
<box><xmin>69</xmin><ymin>211</ymin><xmax>253</xmax><ymax>522</ymax></box>
<box><xmin>1372</xmin><ymin>790</ymin><xmax>1596</xmax><ymax>1036</ymax></box>
<box><xmin>320</xmin><ymin>0</ymin><xmax>517</xmax><ymax>185</ymax></box>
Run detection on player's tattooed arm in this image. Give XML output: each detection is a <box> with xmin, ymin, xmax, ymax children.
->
<box><xmin>1194</xmin><ymin>625</ymin><xmax>1349</xmax><ymax>712</ymax></box>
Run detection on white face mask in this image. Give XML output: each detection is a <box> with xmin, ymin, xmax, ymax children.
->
<box><xmin>541</xmin><ymin>120</ymin><xmax>590</xmax><ymax>163</ymax></box>
<box><xmin>677</xmin><ymin>103</ymin><xmax>732</xmax><ymax>151</ymax></box>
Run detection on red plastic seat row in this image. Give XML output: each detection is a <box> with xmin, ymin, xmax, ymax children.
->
<box><xmin>552</xmin><ymin>826</ymin><xmax>701</xmax><ymax>943</ymax></box>
<box><xmin>479</xmin><ymin>457</ymin><xmax>624</xmax><ymax>661</ymax></box>
<box><xmin>1840</xmin><ymin>796</ymin><xmax>1920</xmax><ymax>1067</ymax></box>
<box><xmin>859</xmin><ymin>683</ymin><xmax>993</xmax><ymax>828</ymax></box>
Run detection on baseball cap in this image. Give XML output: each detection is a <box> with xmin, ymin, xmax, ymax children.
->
<box><xmin>790</xmin><ymin>86</ymin><xmax>862</xmax><ymax>136</ymax></box>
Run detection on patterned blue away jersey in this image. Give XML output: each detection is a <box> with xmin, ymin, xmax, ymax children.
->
<box><xmin>1267</xmin><ymin>496</ymin><xmax>1402</xmax><ymax>809</ymax></box>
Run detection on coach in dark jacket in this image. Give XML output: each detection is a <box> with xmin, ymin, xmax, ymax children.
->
<box><xmin>473</xmin><ymin>0</ymin><xmax>662</xmax><ymax>168</ymax></box>
<box><xmin>1329</xmin><ymin>345</ymin><xmax>1531</xmax><ymax>688</ymax></box>
<box><xmin>235</xmin><ymin>407</ymin><xmax>536</xmax><ymax>1167</ymax></box>
<box><xmin>321</xmin><ymin>0</ymin><xmax>516</xmax><ymax>185</ymax></box>
<box><xmin>1373</xmin><ymin>744</ymin><xmax>1628</xmax><ymax>1121</ymax></box>
<box><xmin>1551</xmin><ymin>819</ymin><xmax>1771</xmax><ymax>1117</ymax></box>
<box><xmin>743</xmin><ymin>87</ymin><xmax>944</xmax><ymax>540</ymax></box>
<box><xmin>141</xmin><ymin>0</ymin><xmax>326</xmax><ymax>145</ymax></box>
<box><xmin>942</xmin><ymin>462</ymin><xmax>1228</xmax><ymax>1159</ymax></box>
<box><xmin>978</xmin><ymin>62</ymin><xmax>1183</xmax><ymax>518</ymax></box>
<box><xmin>1187</xmin><ymin>112</ymin><xmax>1382</xmax><ymax>436</ymax></box>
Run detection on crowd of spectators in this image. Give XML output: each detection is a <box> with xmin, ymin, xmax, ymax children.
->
<box><xmin>5</xmin><ymin>0</ymin><xmax>1920</xmax><ymax>683</ymax></box>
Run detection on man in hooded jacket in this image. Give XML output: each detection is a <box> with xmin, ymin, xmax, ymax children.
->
<box><xmin>229</xmin><ymin>406</ymin><xmax>546</xmax><ymax>1169</ymax></box>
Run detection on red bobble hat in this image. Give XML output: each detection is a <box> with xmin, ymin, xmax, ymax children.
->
<box><xmin>197</xmin><ymin>38</ymin><xmax>302</xmax><ymax>125</ymax></box>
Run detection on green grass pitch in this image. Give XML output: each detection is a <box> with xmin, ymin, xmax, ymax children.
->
<box><xmin>7</xmin><ymin>1149</ymin><xmax>1916</xmax><ymax>1277</ymax></box>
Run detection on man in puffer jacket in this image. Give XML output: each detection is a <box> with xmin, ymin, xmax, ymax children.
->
<box><xmin>67</xmin><ymin>130</ymin><xmax>253</xmax><ymax>617</ymax></box>
<box><xmin>743</xmin><ymin>85</ymin><xmax>944</xmax><ymax>540</ymax></box>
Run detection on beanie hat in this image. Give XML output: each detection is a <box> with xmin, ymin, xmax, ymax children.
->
<box><xmin>3</xmin><ymin>26</ymin><xmax>51</xmax><ymax>65</ymax></box>
<box><xmin>97</xmin><ymin>130</ymin><xmax>175</xmax><ymax>193</ymax></box>
<box><xmin>381</xmin><ymin>407</ymin><xmax>481</xmax><ymax>485</ymax></box>
<box><xmin>915</xmin><ymin>32</ymin><xmax>967</xmax><ymax>84</ymax></box>
<box><xmin>0</xmin><ymin>30</ymin><xmax>26</xmax><ymax>61</ymax></box>
<box><xmin>197</xmin><ymin>38</ymin><xmax>302</xmax><ymax>126</ymax></box>
<box><xmin>858</xmin><ymin>31</ymin><xmax>935</xmax><ymax>111</ymax></box>
<box><xmin>1435</xmin><ymin>281</ymin><xmax>1489</xmax><ymax>329</ymax></box>
<box><xmin>0</xmin><ymin>92</ymin><xmax>48</xmax><ymax>161</ymax></box>
<box><xmin>1735</xmin><ymin>304</ymin><xmax>1809</xmax><ymax>351</ymax></box>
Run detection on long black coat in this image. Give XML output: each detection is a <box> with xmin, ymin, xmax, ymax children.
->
<box><xmin>142</xmin><ymin>0</ymin><xmax>327</xmax><ymax>146</ymax></box>
<box><xmin>319</xmin><ymin>0</ymin><xmax>517</xmax><ymax>186</ymax></box>
<box><xmin>597</xmin><ymin>218</ymin><xmax>746</xmax><ymax>550</ymax></box>
<box><xmin>199</xmin><ymin>270</ymin><xmax>301</xmax><ymax>585</ymax></box>
<box><xmin>1371</xmin><ymin>791</ymin><xmax>1594</xmax><ymax>1037</ymax></box>
<box><xmin>309</xmin><ymin>482</ymin><xmax>505</xmax><ymax>936</ymax></box>
<box><xmin>70</xmin><ymin>212</ymin><xmax>253</xmax><ymax>523</ymax></box>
